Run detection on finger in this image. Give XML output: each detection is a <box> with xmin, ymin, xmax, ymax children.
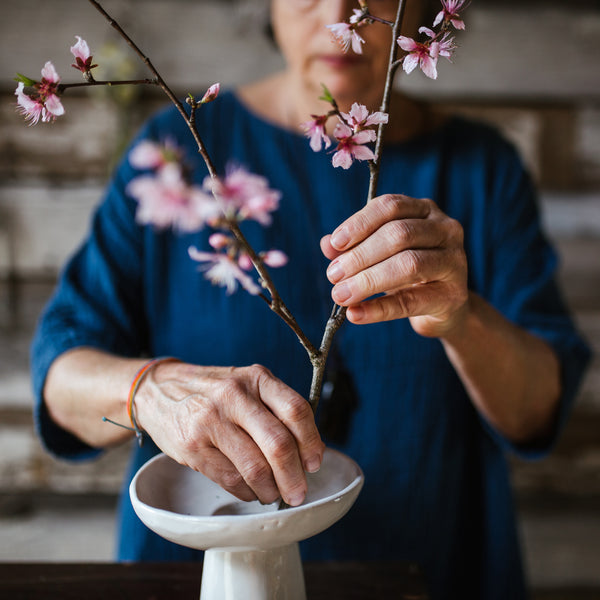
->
<box><xmin>215</xmin><ymin>421</ymin><xmax>283</xmax><ymax>505</ymax></box>
<box><xmin>329</xmin><ymin>195</ymin><xmax>434</xmax><ymax>252</ymax></box>
<box><xmin>346</xmin><ymin>280</ymin><xmax>462</xmax><ymax>325</ymax></box>
<box><xmin>320</xmin><ymin>234</ymin><xmax>342</xmax><ymax>261</ymax></box>
<box><xmin>254</xmin><ymin>367</ymin><xmax>324</xmax><ymax>475</ymax></box>
<box><xmin>194</xmin><ymin>446</ymin><xmax>258</xmax><ymax>503</ymax></box>
<box><xmin>326</xmin><ymin>218</ymin><xmax>450</xmax><ymax>284</ymax></box>
<box><xmin>332</xmin><ymin>248</ymin><xmax>453</xmax><ymax>306</ymax></box>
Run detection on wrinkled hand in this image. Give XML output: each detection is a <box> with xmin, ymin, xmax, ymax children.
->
<box><xmin>135</xmin><ymin>362</ymin><xmax>324</xmax><ymax>506</ymax></box>
<box><xmin>321</xmin><ymin>194</ymin><xmax>469</xmax><ymax>338</ymax></box>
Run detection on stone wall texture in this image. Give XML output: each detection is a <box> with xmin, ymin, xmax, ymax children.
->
<box><xmin>0</xmin><ymin>0</ymin><xmax>599</xmax><ymax>592</ymax></box>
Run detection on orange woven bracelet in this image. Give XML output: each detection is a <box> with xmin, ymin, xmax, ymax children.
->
<box><xmin>126</xmin><ymin>357</ymin><xmax>179</xmax><ymax>446</ymax></box>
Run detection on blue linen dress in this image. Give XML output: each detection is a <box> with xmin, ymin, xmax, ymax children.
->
<box><xmin>31</xmin><ymin>91</ymin><xmax>591</xmax><ymax>600</ymax></box>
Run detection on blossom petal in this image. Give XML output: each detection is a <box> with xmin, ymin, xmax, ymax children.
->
<box><xmin>397</xmin><ymin>36</ymin><xmax>418</xmax><ymax>52</ymax></box>
<box><xmin>44</xmin><ymin>94</ymin><xmax>65</xmax><ymax>117</ymax></box>
<box><xmin>402</xmin><ymin>53</ymin><xmax>419</xmax><ymax>74</ymax></box>
<box><xmin>41</xmin><ymin>61</ymin><xmax>60</xmax><ymax>84</ymax></box>
<box><xmin>351</xmin><ymin>145</ymin><xmax>375</xmax><ymax>161</ymax></box>
<box><xmin>332</xmin><ymin>149</ymin><xmax>353</xmax><ymax>170</ymax></box>
<box><xmin>420</xmin><ymin>56</ymin><xmax>439</xmax><ymax>79</ymax></box>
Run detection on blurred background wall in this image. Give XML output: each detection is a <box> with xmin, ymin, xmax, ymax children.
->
<box><xmin>0</xmin><ymin>0</ymin><xmax>599</xmax><ymax>596</ymax></box>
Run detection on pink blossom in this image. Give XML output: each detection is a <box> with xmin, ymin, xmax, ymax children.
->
<box><xmin>14</xmin><ymin>83</ymin><xmax>45</xmax><ymax>125</ymax></box>
<box><xmin>326</xmin><ymin>22</ymin><xmax>365</xmax><ymax>54</ymax></box>
<box><xmin>127</xmin><ymin>164</ymin><xmax>219</xmax><ymax>232</ymax></box>
<box><xmin>262</xmin><ymin>250</ymin><xmax>288</xmax><ymax>268</ymax></box>
<box><xmin>301</xmin><ymin>114</ymin><xmax>331</xmax><ymax>152</ymax></box>
<box><xmin>349</xmin><ymin>8</ymin><xmax>366</xmax><ymax>25</ymax></box>
<box><xmin>437</xmin><ymin>32</ymin><xmax>457</xmax><ymax>60</ymax></box>
<box><xmin>237</xmin><ymin>253</ymin><xmax>254</xmax><ymax>271</ymax></box>
<box><xmin>188</xmin><ymin>247</ymin><xmax>261</xmax><ymax>295</ymax></box>
<box><xmin>397</xmin><ymin>29</ymin><xmax>439</xmax><ymax>80</ymax></box>
<box><xmin>129</xmin><ymin>140</ymin><xmax>178</xmax><ymax>170</ymax></box>
<box><xmin>203</xmin><ymin>166</ymin><xmax>281</xmax><ymax>226</ymax></box>
<box><xmin>433</xmin><ymin>0</ymin><xmax>468</xmax><ymax>30</ymax></box>
<box><xmin>70</xmin><ymin>36</ymin><xmax>97</xmax><ymax>74</ymax></box>
<box><xmin>341</xmin><ymin>103</ymin><xmax>389</xmax><ymax>132</ymax></box>
<box><xmin>331</xmin><ymin>122</ymin><xmax>376</xmax><ymax>170</ymax></box>
<box><xmin>208</xmin><ymin>232</ymin><xmax>231</xmax><ymax>250</ymax></box>
<box><xmin>200</xmin><ymin>83</ymin><xmax>220</xmax><ymax>104</ymax></box>
<box><xmin>15</xmin><ymin>62</ymin><xmax>64</xmax><ymax>125</ymax></box>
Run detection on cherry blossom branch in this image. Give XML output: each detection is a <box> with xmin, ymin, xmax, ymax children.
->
<box><xmin>87</xmin><ymin>0</ymin><xmax>218</xmax><ymax>179</ymax></box>
<box><xmin>367</xmin><ymin>0</ymin><xmax>407</xmax><ymax>201</ymax></box>
<box><xmin>58</xmin><ymin>79</ymin><xmax>158</xmax><ymax>91</ymax></box>
<box><xmin>226</xmin><ymin>219</ymin><xmax>319</xmax><ymax>358</ymax></box>
<box><xmin>306</xmin><ymin>1</ymin><xmax>408</xmax><ymax>415</ymax></box>
<box><xmin>84</xmin><ymin>0</ymin><xmax>318</xmax><ymax>358</ymax></box>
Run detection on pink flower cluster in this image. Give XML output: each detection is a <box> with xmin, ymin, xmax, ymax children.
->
<box><xmin>327</xmin><ymin>0</ymin><xmax>467</xmax><ymax>80</ymax></box>
<box><xmin>127</xmin><ymin>135</ymin><xmax>288</xmax><ymax>295</ymax></box>
<box><xmin>302</xmin><ymin>102</ymin><xmax>388</xmax><ymax>169</ymax></box>
<box><xmin>14</xmin><ymin>36</ymin><xmax>96</xmax><ymax>125</ymax></box>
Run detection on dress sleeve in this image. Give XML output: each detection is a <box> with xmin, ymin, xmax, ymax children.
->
<box><xmin>481</xmin><ymin>140</ymin><xmax>592</xmax><ymax>459</ymax></box>
<box><xmin>30</xmin><ymin>125</ymin><xmax>156</xmax><ymax>460</ymax></box>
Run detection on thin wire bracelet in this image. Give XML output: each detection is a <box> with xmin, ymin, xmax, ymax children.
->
<box><xmin>103</xmin><ymin>357</ymin><xmax>179</xmax><ymax>446</ymax></box>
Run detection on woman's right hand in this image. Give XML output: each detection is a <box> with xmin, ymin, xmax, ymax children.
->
<box><xmin>135</xmin><ymin>361</ymin><xmax>324</xmax><ymax>507</ymax></box>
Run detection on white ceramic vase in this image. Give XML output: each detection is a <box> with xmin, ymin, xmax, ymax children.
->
<box><xmin>130</xmin><ymin>447</ymin><xmax>364</xmax><ymax>600</ymax></box>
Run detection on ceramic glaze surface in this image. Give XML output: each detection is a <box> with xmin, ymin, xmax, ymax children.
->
<box><xmin>130</xmin><ymin>448</ymin><xmax>363</xmax><ymax>600</ymax></box>
<box><xmin>130</xmin><ymin>447</ymin><xmax>364</xmax><ymax>551</ymax></box>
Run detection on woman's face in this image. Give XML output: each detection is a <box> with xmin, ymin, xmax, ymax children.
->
<box><xmin>270</xmin><ymin>0</ymin><xmax>421</xmax><ymax>109</ymax></box>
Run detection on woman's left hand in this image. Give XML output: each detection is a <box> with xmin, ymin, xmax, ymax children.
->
<box><xmin>321</xmin><ymin>194</ymin><xmax>469</xmax><ymax>338</ymax></box>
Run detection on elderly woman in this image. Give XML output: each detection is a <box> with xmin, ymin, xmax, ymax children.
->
<box><xmin>32</xmin><ymin>1</ymin><xmax>589</xmax><ymax>599</ymax></box>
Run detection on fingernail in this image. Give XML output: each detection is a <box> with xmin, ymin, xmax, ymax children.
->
<box><xmin>288</xmin><ymin>491</ymin><xmax>306</xmax><ymax>507</ymax></box>
<box><xmin>305</xmin><ymin>456</ymin><xmax>321</xmax><ymax>474</ymax></box>
<box><xmin>331</xmin><ymin>227</ymin><xmax>349</xmax><ymax>249</ymax></box>
<box><xmin>332</xmin><ymin>282</ymin><xmax>351</xmax><ymax>303</ymax></box>
<box><xmin>326</xmin><ymin>260</ymin><xmax>344</xmax><ymax>283</ymax></box>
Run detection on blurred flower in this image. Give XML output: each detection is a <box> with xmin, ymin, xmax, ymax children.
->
<box><xmin>326</xmin><ymin>21</ymin><xmax>365</xmax><ymax>54</ymax></box>
<box><xmin>331</xmin><ymin>122</ymin><xmax>376</xmax><ymax>169</ymax></box>
<box><xmin>433</xmin><ymin>0</ymin><xmax>468</xmax><ymax>30</ymax></box>
<box><xmin>302</xmin><ymin>114</ymin><xmax>331</xmax><ymax>152</ymax></box>
<box><xmin>15</xmin><ymin>62</ymin><xmax>64</xmax><ymax>125</ymax></box>
<box><xmin>127</xmin><ymin>163</ymin><xmax>218</xmax><ymax>232</ymax></box>
<box><xmin>261</xmin><ymin>249</ymin><xmax>288</xmax><ymax>268</ymax></box>
<box><xmin>129</xmin><ymin>139</ymin><xmax>180</xmax><ymax>170</ymax></box>
<box><xmin>188</xmin><ymin>247</ymin><xmax>262</xmax><ymax>295</ymax></box>
<box><xmin>70</xmin><ymin>36</ymin><xmax>98</xmax><ymax>75</ymax></box>
<box><xmin>203</xmin><ymin>165</ymin><xmax>281</xmax><ymax>226</ymax></box>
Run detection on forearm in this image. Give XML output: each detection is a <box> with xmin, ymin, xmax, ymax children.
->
<box><xmin>441</xmin><ymin>292</ymin><xmax>561</xmax><ymax>444</ymax></box>
<box><xmin>43</xmin><ymin>347</ymin><xmax>147</xmax><ymax>448</ymax></box>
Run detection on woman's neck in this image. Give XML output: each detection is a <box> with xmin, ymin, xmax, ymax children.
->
<box><xmin>237</xmin><ymin>70</ymin><xmax>440</xmax><ymax>144</ymax></box>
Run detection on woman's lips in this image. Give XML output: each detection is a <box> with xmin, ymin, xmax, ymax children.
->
<box><xmin>317</xmin><ymin>54</ymin><xmax>363</xmax><ymax>68</ymax></box>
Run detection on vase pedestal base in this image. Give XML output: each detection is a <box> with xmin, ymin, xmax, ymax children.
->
<box><xmin>201</xmin><ymin>543</ymin><xmax>305</xmax><ymax>600</ymax></box>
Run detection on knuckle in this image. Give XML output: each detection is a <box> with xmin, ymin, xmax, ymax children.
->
<box><xmin>264</xmin><ymin>429</ymin><xmax>296</xmax><ymax>462</ymax></box>
<box><xmin>357</xmin><ymin>268</ymin><xmax>381</xmax><ymax>295</ymax></box>
<box><xmin>394</xmin><ymin>289</ymin><xmax>415</xmax><ymax>317</ymax></box>
<box><xmin>220</xmin><ymin>469</ymin><xmax>245</xmax><ymax>490</ymax></box>
<box><xmin>376</xmin><ymin>193</ymin><xmax>402</xmax><ymax>219</ymax></box>
<box><xmin>242</xmin><ymin>459</ymin><xmax>272</xmax><ymax>485</ymax></box>
<box><xmin>401</xmin><ymin>249</ymin><xmax>422</xmax><ymax>280</ymax></box>
<box><xmin>387</xmin><ymin>220</ymin><xmax>416</xmax><ymax>250</ymax></box>
<box><xmin>446</xmin><ymin>217</ymin><xmax>464</xmax><ymax>245</ymax></box>
<box><xmin>282</xmin><ymin>396</ymin><xmax>312</xmax><ymax>423</ymax></box>
<box><xmin>218</xmin><ymin>377</ymin><xmax>245</xmax><ymax>404</ymax></box>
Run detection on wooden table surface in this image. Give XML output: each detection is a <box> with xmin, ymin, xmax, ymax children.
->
<box><xmin>0</xmin><ymin>561</ymin><xmax>428</xmax><ymax>599</ymax></box>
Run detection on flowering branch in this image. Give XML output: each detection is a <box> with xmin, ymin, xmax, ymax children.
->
<box><xmin>303</xmin><ymin>0</ymin><xmax>469</xmax><ymax>413</ymax></box>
